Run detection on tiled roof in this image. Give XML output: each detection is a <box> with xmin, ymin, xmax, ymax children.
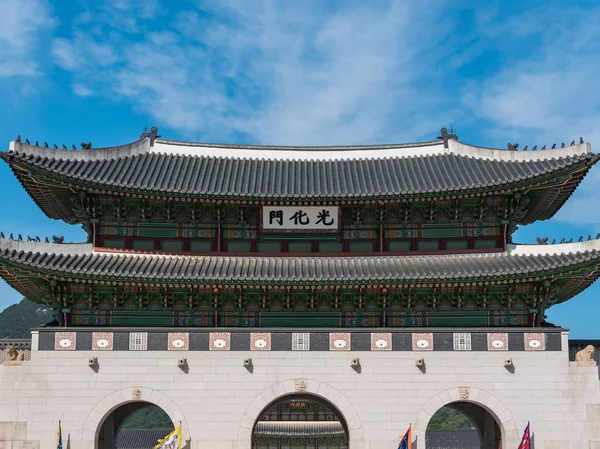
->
<box><xmin>425</xmin><ymin>429</ymin><xmax>480</xmax><ymax>449</ymax></box>
<box><xmin>0</xmin><ymin>340</ymin><xmax>31</xmax><ymax>350</ymax></box>
<box><xmin>115</xmin><ymin>429</ymin><xmax>173</xmax><ymax>449</ymax></box>
<box><xmin>3</xmin><ymin>141</ymin><xmax>595</xmax><ymax>200</ymax></box>
<box><xmin>1</xmin><ymin>239</ymin><xmax>599</xmax><ymax>289</ymax></box>
<box><xmin>253</xmin><ymin>421</ymin><xmax>346</xmax><ymax>438</ymax></box>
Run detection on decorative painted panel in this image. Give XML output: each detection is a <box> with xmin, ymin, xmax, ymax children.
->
<box><xmin>224</xmin><ymin>229</ymin><xmax>257</xmax><ymax>239</ymax></box>
<box><xmin>343</xmin><ymin>230</ymin><xmax>374</xmax><ymax>239</ymax></box>
<box><xmin>55</xmin><ymin>332</ymin><xmax>76</xmax><ymax>351</ymax></box>
<box><xmin>129</xmin><ymin>332</ymin><xmax>148</xmax><ymax>351</ymax></box>
<box><xmin>524</xmin><ymin>333</ymin><xmax>545</xmax><ymax>351</ymax></box>
<box><xmin>462</xmin><ymin>222</ymin><xmax>499</xmax><ymax>237</ymax></box>
<box><xmin>251</xmin><ymin>333</ymin><xmax>271</xmax><ymax>351</ymax></box>
<box><xmin>292</xmin><ymin>333</ymin><xmax>310</xmax><ymax>351</ymax></box>
<box><xmin>100</xmin><ymin>222</ymin><xmax>137</xmax><ymax>236</ymax></box>
<box><xmin>168</xmin><ymin>333</ymin><xmax>189</xmax><ymax>351</ymax></box>
<box><xmin>371</xmin><ymin>332</ymin><xmax>392</xmax><ymax>350</ymax></box>
<box><xmin>209</xmin><ymin>332</ymin><xmax>230</xmax><ymax>351</ymax></box>
<box><xmin>453</xmin><ymin>332</ymin><xmax>472</xmax><ymax>351</ymax></box>
<box><xmin>92</xmin><ymin>332</ymin><xmax>113</xmax><ymax>351</ymax></box>
<box><xmin>178</xmin><ymin>225</ymin><xmax>214</xmax><ymax>238</ymax></box>
<box><xmin>487</xmin><ymin>333</ymin><xmax>509</xmax><ymax>351</ymax></box>
<box><xmin>329</xmin><ymin>333</ymin><xmax>351</xmax><ymax>351</ymax></box>
<box><xmin>412</xmin><ymin>333</ymin><xmax>433</xmax><ymax>351</ymax></box>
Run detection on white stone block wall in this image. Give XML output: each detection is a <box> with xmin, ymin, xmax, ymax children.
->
<box><xmin>0</xmin><ymin>331</ymin><xmax>599</xmax><ymax>449</ymax></box>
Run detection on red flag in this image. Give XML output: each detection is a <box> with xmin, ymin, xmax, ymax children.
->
<box><xmin>518</xmin><ymin>422</ymin><xmax>530</xmax><ymax>449</ymax></box>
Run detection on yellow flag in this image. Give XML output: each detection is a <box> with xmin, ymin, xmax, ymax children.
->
<box><xmin>56</xmin><ymin>421</ymin><xmax>62</xmax><ymax>449</ymax></box>
<box><xmin>154</xmin><ymin>424</ymin><xmax>181</xmax><ymax>449</ymax></box>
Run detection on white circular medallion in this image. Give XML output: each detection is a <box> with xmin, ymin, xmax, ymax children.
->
<box><xmin>254</xmin><ymin>339</ymin><xmax>267</xmax><ymax>348</ymax></box>
<box><xmin>172</xmin><ymin>339</ymin><xmax>185</xmax><ymax>348</ymax></box>
<box><xmin>528</xmin><ymin>339</ymin><xmax>541</xmax><ymax>348</ymax></box>
<box><xmin>334</xmin><ymin>339</ymin><xmax>347</xmax><ymax>349</ymax></box>
<box><xmin>375</xmin><ymin>339</ymin><xmax>388</xmax><ymax>348</ymax></box>
<box><xmin>59</xmin><ymin>338</ymin><xmax>72</xmax><ymax>348</ymax></box>
<box><xmin>96</xmin><ymin>339</ymin><xmax>109</xmax><ymax>348</ymax></box>
<box><xmin>492</xmin><ymin>340</ymin><xmax>505</xmax><ymax>348</ymax></box>
<box><xmin>213</xmin><ymin>339</ymin><xmax>227</xmax><ymax>348</ymax></box>
<box><xmin>416</xmin><ymin>339</ymin><xmax>429</xmax><ymax>348</ymax></box>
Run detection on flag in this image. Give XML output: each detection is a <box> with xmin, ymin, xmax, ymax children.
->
<box><xmin>398</xmin><ymin>424</ymin><xmax>412</xmax><ymax>449</ymax></box>
<box><xmin>56</xmin><ymin>421</ymin><xmax>62</xmax><ymax>449</ymax></box>
<box><xmin>518</xmin><ymin>422</ymin><xmax>531</xmax><ymax>449</ymax></box>
<box><xmin>154</xmin><ymin>424</ymin><xmax>182</xmax><ymax>449</ymax></box>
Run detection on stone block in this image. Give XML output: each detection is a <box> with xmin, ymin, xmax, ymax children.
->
<box><xmin>585</xmin><ymin>422</ymin><xmax>600</xmax><ymax>440</ymax></box>
<box><xmin>12</xmin><ymin>442</ymin><xmax>39</xmax><ymax>449</ymax></box>
<box><xmin>587</xmin><ymin>404</ymin><xmax>600</xmax><ymax>421</ymax></box>
<box><xmin>14</xmin><ymin>423</ymin><xmax>27</xmax><ymax>441</ymax></box>
<box><xmin>0</xmin><ymin>422</ymin><xmax>23</xmax><ymax>441</ymax></box>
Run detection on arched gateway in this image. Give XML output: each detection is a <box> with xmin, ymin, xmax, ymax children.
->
<box><xmin>96</xmin><ymin>401</ymin><xmax>174</xmax><ymax>449</ymax></box>
<box><xmin>426</xmin><ymin>402</ymin><xmax>502</xmax><ymax>449</ymax></box>
<box><xmin>252</xmin><ymin>395</ymin><xmax>349</xmax><ymax>449</ymax></box>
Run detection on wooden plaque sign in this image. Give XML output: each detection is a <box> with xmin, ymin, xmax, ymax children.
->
<box><xmin>262</xmin><ymin>206</ymin><xmax>339</xmax><ymax>232</ymax></box>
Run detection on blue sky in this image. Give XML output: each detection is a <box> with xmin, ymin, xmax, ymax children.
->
<box><xmin>0</xmin><ymin>0</ymin><xmax>599</xmax><ymax>337</ymax></box>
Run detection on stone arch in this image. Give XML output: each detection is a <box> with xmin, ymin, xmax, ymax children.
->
<box><xmin>237</xmin><ymin>379</ymin><xmax>364</xmax><ymax>449</ymax></box>
<box><xmin>413</xmin><ymin>386</ymin><xmax>519</xmax><ymax>449</ymax></box>
<box><xmin>82</xmin><ymin>387</ymin><xmax>188</xmax><ymax>449</ymax></box>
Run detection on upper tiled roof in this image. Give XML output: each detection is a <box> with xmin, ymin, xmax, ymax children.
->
<box><xmin>1</xmin><ymin>138</ymin><xmax>596</xmax><ymax>202</ymax></box>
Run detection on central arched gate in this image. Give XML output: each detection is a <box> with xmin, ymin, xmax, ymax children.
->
<box><xmin>252</xmin><ymin>395</ymin><xmax>349</xmax><ymax>449</ymax></box>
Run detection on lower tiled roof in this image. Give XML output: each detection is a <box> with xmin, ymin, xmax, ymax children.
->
<box><xmin>1</xmin><ymin>240</ymin><xmax>599</xmax><ymax>284</ymax></box>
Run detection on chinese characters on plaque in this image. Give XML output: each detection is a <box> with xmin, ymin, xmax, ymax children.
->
<box><xmin>262</xmin><ymin>206</ymin><xmax>339</xmax><ymax>231</ymax></box>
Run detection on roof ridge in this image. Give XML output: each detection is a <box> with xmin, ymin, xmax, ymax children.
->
<box><xmin>3</xmin><ymin>238</ymin><xmax>600</xmax><ymax>259</ymax></box>
<box><xmin>3</xmin><ymin>138</ymin><xmax>594</xmax><ymax>163</ymax></box>
<box><xmin>508</xmin><ymin>239</ymin><xmax>600</xmax><ymax>256</ymax></box>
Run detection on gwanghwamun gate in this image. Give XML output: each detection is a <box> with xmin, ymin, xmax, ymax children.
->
<box><xmin>0</xmin><ymin>127</ymin><xmax>599</xmax><ymax>449</ymax></box>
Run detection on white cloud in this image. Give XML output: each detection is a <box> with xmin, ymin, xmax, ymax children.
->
<box><xmin>49</xmin><ymin>0</ymin><xmax>457</xmax><ymax>145</ymax></box>
<box><xmin>72</xmin><ymin>84</ymin><xmax>94</xmax><ymax>97</ymax></box>
<box><xmin>464</xmin><ymin>5</ymin><xmax>600</xmax><ymax>227</ymax></box>
<box><xmin>52</xmin><ymin>38</ymin><xmax>76</xmax><ymax>71</ymax></box>
<box><xmin>0</xmin><ymin>0</ymin><xmax>54</xmax><ymax>77</ymax></box>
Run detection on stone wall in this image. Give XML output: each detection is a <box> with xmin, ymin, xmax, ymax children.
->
<box><xmin>0</xmin><ymin>329</ymin><xmax>598</xmax><ymax>449</ymax></box>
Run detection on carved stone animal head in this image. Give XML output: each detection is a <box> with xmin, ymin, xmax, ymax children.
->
<box><xmin>4</xmin><ymin>345</ymin><xmax>24</xmax><ymax>362</ymax></box>
<box><xmin>575</xmin><ymin>345</ymin><xmax>595</xmax><ymax>362</ymax></box>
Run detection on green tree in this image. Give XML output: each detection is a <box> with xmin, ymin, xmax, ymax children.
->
<box><xmin>427</xmin><ymin>407</ymin><xmax>473</xmax><ymax>430</ymax></box>
<box><xmin>0</xmin><ymin>298</ymin><xmax>53</xmax><ymax>339</ymax></box>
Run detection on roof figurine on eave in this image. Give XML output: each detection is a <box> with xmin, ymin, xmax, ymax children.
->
<box><xmin>1</xmin><ymin>128</ymin><xmax>598</xmax><ymax>224</ymax></box>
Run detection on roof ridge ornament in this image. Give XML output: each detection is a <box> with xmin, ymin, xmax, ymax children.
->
<box><xmin>437</xmin><ymin>127</ymin><xmax>457</xmax><ymax>149</ymax></box>
<box><xmin>140</xmin><ymin>126</ymin><xmax>161</xmax><ymax>146</ymax></box>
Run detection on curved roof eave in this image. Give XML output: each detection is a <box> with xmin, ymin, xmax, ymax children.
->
<box><xmin>3</xmin><ymin>137</ymin><xmax>594</xmax><ymax>163</ymax></box>
<box><xmin>1</xmin><ymin>238</ymin><xmax>599</xmax><ymax>280</ymax></box>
